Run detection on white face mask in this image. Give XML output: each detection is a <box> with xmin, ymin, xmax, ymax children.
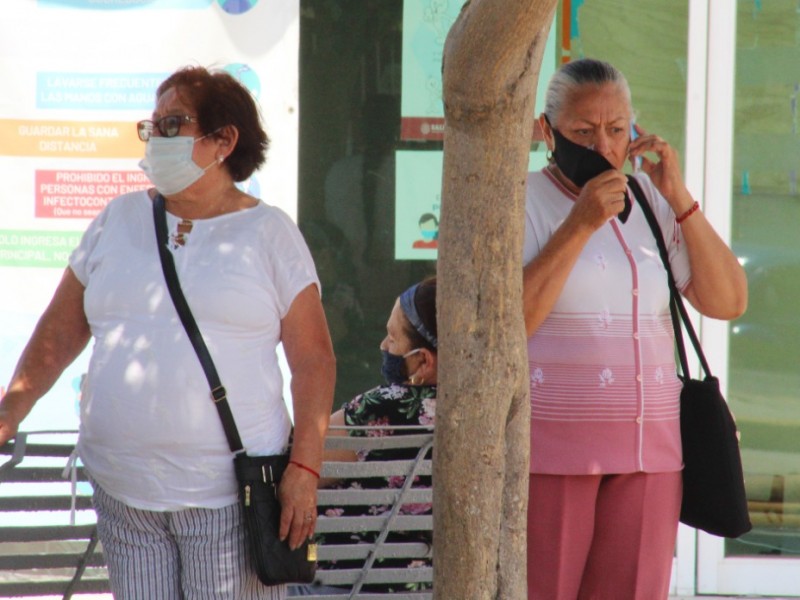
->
<box><xmin>139</xmin><ymin>135</ymin><xmax>218</xmax><ymax>196</ymax></box>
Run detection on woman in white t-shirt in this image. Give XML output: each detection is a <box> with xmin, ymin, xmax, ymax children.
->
<box><xmin>0</xmin><ymin>66</ymin><xmax>336</xmax><ymax>600</ymax></box>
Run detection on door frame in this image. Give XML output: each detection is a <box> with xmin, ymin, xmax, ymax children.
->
<box><xmin>685</xmin><ymin>0</ymin><xmax>800</xmax><ymax>595</ymax></box>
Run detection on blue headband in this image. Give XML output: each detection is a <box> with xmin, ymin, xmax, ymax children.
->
<box><xmin>399</xmin><ymin>283</ymin><xmax>437</xmax><ymax>349</ymax></box>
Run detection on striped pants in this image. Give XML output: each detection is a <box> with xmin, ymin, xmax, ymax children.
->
<box><xmin>92</xmin><ymin>482</ymin><xmax>285</xmax><ymax>600</ymax></box>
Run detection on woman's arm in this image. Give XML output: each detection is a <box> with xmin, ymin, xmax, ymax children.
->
<box><xmin>676</xmin><ymin>208</ymin><xmax>748</xmax><ymax>319</ymax></box>
<box><xmin>629</xmin><ymin>127</ymin><xmax>747</xmax><ymax>319</ymax></box>
<box><xmin>323</xmin><ymin>409</ymin><xmax>356</xmax><ymax>462</ymax></box>
<box><xmin>523</xmin><ymin>170</ymin><xmax>629</xmax><ymax>336</ymax></box>
<box><xmin>317</xmin><ymin>409</ymin><xmax>357</xmax><ymax>488</ymax></box>
<box><xmin>277</xmin><ymin>283</ymin><xmax>336</xmax><ymax>549</ymax></box>
<box><xmin>0</xmin><ymin>268</ymin><xmax>91</xmax><ymax>445</ymax></box>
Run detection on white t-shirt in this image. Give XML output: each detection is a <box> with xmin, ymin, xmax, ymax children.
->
<box><xmin>70</xmin><ymin>191</ymin><xmax>320</xmax><ymax>510</ymax></box>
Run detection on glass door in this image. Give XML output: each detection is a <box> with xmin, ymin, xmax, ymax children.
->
<box><xmin>699</xmin><ymin>0</ymin><xmax>800</xmax><ymax>595</ymax></box>
<box><xmin>299</xmin><ymin>1</ymin><xmax>800</xmax><ymax>594</ymax></box>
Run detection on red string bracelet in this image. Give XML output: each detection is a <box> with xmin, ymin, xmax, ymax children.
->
<box><xmin>676</xmin><ymin>201</ymin><xmax>700</xmax><ymax>224</ymax></box>
<box><xmin>289</xmin><ymin>460</ymin><xmax>320</xmax><ymax>479</ymax></box>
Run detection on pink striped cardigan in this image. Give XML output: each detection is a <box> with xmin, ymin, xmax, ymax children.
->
<box><xmin>523</xmin><ymin>169</ymin><xmax>691</xmax><ymax>475</ymax></box>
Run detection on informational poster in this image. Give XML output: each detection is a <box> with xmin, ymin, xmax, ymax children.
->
<box><xmin>401</xmin><ymin>0</ymin><xmax>558</xmax><ymax>141</ymax></box>
<box><xmin>395</xmin><ymin>150</ymin><xmax>549</xmax><ymax>260</ymax></box>
<box><xmin>395</xmin><ymin>150</ymin><xmax>443</xmax><ymax>261</ymax></box>
<box><xmin>397</xmin><ymin>0</ymin><xmax>558</xmax><ymax>259</ymax></box>
<box><xmin>0</xmin><ymin>0</ymin><xmax>299</xmax><ymax>433</ymax></box>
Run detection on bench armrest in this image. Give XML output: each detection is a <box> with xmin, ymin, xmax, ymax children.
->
<box><xmin>0</xmin><ymin>432</ymin><xmax>28</xmax><ymax>478</ymax></box>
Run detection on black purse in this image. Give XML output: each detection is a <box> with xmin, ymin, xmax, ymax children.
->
<box><xmin>628</xmin><ymin>177</ymin><xmax>752</xmax><ymax>538</ymax></box>
<box><xmin>152</xmin><ymin>194</ymin><xmax>317</xmax><ymax>585</ymax></box>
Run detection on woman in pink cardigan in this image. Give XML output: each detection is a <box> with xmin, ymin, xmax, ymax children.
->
<box><xmin>522</xmin><ymin>58</ymin><xmax>747</xmax><ymax>600</ymax></box>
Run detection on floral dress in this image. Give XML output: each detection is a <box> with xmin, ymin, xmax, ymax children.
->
<box><xmin>318</xmin><ymin>383</ymin><xmax>436</xmax><ymax>593</ymax></box>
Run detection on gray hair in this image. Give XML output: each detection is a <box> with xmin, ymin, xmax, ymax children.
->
<box><xmin>543</xmin><ymin>58</ymin><xmax>632</xmax><ymax>127</ymax></box>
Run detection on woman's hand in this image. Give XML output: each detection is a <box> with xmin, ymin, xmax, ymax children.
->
<box><xmin>0</xmin><ymin>407</ymin><xmax>21</xmax><ymax>447</ymax></box>
<box><xmin>628</xmin><ymin>124</ymin><xmax>694</xmax><ymax>214</ymax></box>
<box><xmin>569</xmin><ymin>169</ymin><xmax>630</xmax><ymax>231</ymax></box>
<box><xmin>278</xmin><ymin>464</ymin><xmax>319</xmax><ymax>550</ymax></box>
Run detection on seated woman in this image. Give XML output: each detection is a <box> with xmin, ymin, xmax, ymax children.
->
<box><xmin>289</xmin><ymin>276</ymin><xmax>437</xmax><ymax>596</ymax></box>
<box><xmin>327</xmin><ymin>275</ymin><xmax>437</xmax><ymax>457</ymax></box>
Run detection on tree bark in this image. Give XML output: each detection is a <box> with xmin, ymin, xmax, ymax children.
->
<box><xmin>433</xmin><ymin>1</ymin><xmax>558</xmax><ymax>598</ymax></box>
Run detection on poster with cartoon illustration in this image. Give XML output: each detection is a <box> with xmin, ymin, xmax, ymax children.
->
<box><xmin>395</xmin><ymin>150</ymin><xmax>442</xmax><ymax>260</ymax></box>
<box><xmin>395</xmin><ymin>150</ymin><xmax>551</xmax><ymax>260</ymax></box>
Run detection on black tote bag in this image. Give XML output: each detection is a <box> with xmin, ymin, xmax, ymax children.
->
<box><xmin>628</xmin><ymin>177</ymin><xmax>752</xmax><ymax>538</ymax></box>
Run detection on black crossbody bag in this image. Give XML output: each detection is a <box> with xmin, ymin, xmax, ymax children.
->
<box><xmin>152</xmin><ymin>194</ymin><xmax>316</xmax><ymax>584</ymax></box>
<box><xmin>627</xmin><ymin>177</ymin><xmax>752</xmax><ymax>538</ymax></box>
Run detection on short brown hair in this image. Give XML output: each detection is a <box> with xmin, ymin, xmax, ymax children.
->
<box><xmin>157</xmin><ymin>65</ymin><xmax>269</xmax><ymax>181</ymax></box>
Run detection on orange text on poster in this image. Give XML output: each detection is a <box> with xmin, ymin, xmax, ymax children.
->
<box><xmin>0</xmin><ymin>119</ymin><xmax>142</xmax><ymax>158</ymax></box>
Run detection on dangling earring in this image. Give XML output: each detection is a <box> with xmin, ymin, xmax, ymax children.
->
<box><xmin>546</xmin><ymin>149</ymin><xmax>553</xmax><ymax>163</ymax></box>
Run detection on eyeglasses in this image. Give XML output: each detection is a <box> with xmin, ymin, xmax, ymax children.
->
<box><xmin>136</xmin><ymin>115</ymin><xmax>198</xmax><ymax>142</ymax></box>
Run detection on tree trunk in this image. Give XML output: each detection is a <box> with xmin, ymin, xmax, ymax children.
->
<box><xmin>433</xmin><ymin>1</ymin><xmax>558</xmax><ymax>599</ymax></box>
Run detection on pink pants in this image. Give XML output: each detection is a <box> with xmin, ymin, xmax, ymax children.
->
<box><xmin>527</xmin><ymin>471</ymin><xmax>682</xmax><ymax>600</ymax></box>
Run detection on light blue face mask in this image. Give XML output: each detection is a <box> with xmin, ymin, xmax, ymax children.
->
<box><xmin>420</xmin><ymin>230</ymin><xmax>437</xmax><ymax>241</ymax></box>
<box><xmin>139</xmin><ymin>135</ymin><xmax>219</xmax><ymax>196</ymax></box>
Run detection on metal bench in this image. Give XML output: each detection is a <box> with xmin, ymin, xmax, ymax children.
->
<box><xmin>0</xmin><ymin>428</ymin><xmax>434</xmax><ymax>600</ymax></box>
<box><xmin>0</xmin><ymin>431</ymin><xmax>107</xmax><ymax>599</ymax></box>
<box><xmin>305</xmin><ymin>427</ymin><xmax>434</xmax><ymax>600</ymax></box>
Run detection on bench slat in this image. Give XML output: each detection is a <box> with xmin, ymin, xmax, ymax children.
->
<box><xmin>0</xmin><ymin>443</ymin><xmax>76</xmax><ymax>459</ymax></box>
<box><xmin>324</xmin><ymin>433</ymin><xmax>433</xmax><ymax>451</ymax></box>
<box><xmin>0</xmin><ymin>466</ymin><xmax>87</xmax><ymax>484</ymax></box>
<box><xmin>0</xmin><ymin>525</ymin><xmax>98</xmax><ymax>543</ymax></box>
<box><xmin>0</xmin><ymin>496</ymin><xmax>94</xmax><ymax>512</ymax></box>
<box><xmin>317</xmin><ymin>566</ymin><xmax>434</xmax><ymax>586</ymax></box>
<box><xmin>316</xmin><ymin>542</ymin><xmax>431</xmax><ymax>561</ymax></box>
<box><xmin>293</xmin><ymin>593</ymin><xmax>431</xmax><ymax>600</ymax></box>
<box><xmin>318</xmin><ymin>488</ymin><xmax>431</xmax><ymax>507</ymax></box>
<box><xmin>316</xmin><ymin>515</ymin><xmax>432</xmax><ymax>534</ymax></box>
<box><xmin>0</xmin><ymin>577</ymin><xmax>110</xmax><ymax>597</ymax></box>
<box><xmin>322</xmin><ymin>460</ymin><xmax>431</xmax><ymax>479</ymax></box>
<box><xmin>0</xmin><ymin>553</ymin><xmax>105</xmax><ymax>570</ymax></box>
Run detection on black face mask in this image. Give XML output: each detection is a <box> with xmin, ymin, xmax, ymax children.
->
<box><xmin>380</xmin><ymin>350</ymin><xmax>407</xmax><ymax>385</ymax></box>
<box><xmin>380</xmin><ymin>348</ymin><xmax>421</xmax><ymax>386</ymax></box>
<box><xmin>547</xmin><ymin>117</ymin><xmax>631</xmax><ymax>223</ymax></box>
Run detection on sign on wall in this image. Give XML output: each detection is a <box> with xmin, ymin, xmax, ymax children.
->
<box><xmin>0</xmin><ymin>0</ymin><xmax>299</xmax><ymax>432</ymax></box>
<box><xmin>397</xmin><ymin>0</ymin><xmax>558</xmax><ymax>260</ymax></box>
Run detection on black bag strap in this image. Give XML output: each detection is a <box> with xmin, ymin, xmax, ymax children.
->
<box><xmin>152</xmin><ymin>193</ymin><xmax>245</xmax><ymax>454</ymax></box>
<box><xmin>626</xmin><ymin>176</ymin><xmax>712</xmax><ymax>380</ymax></box>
